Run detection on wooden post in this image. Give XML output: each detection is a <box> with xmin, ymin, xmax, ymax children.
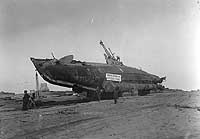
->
<box><xmin>35</xmin><ymin>72</ymin><xmax>40</xmax><ymax>99</ymax></box>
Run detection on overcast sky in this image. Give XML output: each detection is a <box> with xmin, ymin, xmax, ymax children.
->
<box><xmin>0</xmin><ymin>0</ymin><xmax>200</xmax><ymax>93</ymax></box>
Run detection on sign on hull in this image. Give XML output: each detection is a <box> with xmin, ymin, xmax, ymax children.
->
<box><xmin>106</xmin><ymin>73</ymin><xmax>121</xmax><ymax>82</ymax></box>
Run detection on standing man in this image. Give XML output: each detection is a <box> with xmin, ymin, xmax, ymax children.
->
<box><xmin>113</xmin><ymin>86</ymin><xmax>119</xmax><ymax>104</ymax></box>
<box><xmin>29</xmin><ymin>93</ymin><xmax>36</xmax><ymax>108</ymax></box>
<box><xmin>96</xmin><ymin>86</ymin><xmax>101</xmax><ymax>101</ymax></box>
<box><xmin>22</xmin><ymin>90</ymin><xmax>30</xmax><ymax>110</ymax></box>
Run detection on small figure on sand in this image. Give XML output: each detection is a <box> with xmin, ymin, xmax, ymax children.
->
<box><xmin>22</xmin><ymin>90</ymin><xmax>30</xmax><ymax>110</ymax></box>
<box><xmin>113</xmin><ymin>86</ymin><xmax>119</xmax><ymax>104</ymax></box>
<box><xmin>22</xmin><ymin>90</ymin><xmax>36</xmax><ymax>110</ymax></box>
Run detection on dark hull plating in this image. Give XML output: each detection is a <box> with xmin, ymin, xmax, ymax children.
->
<box><xmin>30</xmin><ymin>57</ymin><xmax>165</xmax><ymax>94</ymax></box>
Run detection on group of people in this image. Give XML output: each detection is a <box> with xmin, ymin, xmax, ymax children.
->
<box><xmin>96</xmin><ymin>86</ymin><xmax>119</xmax><ymax>104</ymax></box>
<box><xmin>22</xmin><ymin>85</ymin><xmax>119</xmax><ymax>110</ymax></box>
<box><xmin>22</xmin><ymin>90</ymin><xmax>36</xmax><ymax>110</ymax></box>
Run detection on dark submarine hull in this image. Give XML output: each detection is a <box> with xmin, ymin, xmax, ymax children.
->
<box><xmin>30</xmin><ymin>57</ymin><xmax>165</xmax><ymax>98</ymax></box>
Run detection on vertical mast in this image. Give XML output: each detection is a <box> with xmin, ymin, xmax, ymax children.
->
<box><xmin>35</xmin><ymin>72</ymin><xmax>40</xmax><ymax>99</ymax></box>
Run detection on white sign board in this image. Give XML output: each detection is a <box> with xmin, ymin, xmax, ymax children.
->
<box><xmin>106</xmin><ymin>73</ymin><xmax>121</xmax><ymax>82</ymax></box>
